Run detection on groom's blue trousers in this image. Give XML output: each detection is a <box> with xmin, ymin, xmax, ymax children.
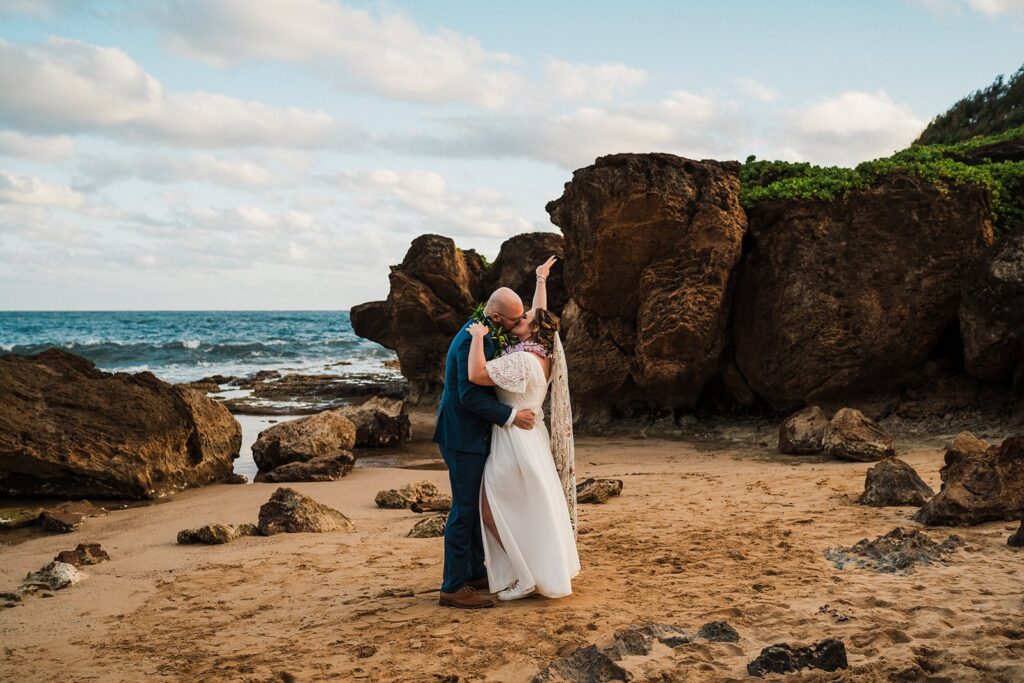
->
<box><xmin>439</xmin><ymin>445</ymin><xmax>487</xmax><ymax>593</ymax></box>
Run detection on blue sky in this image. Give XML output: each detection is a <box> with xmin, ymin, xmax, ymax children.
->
<box><xmin>0</xmin><ymin>0</ymin><xmax>1022</xmax><ymax>310</ymax></box>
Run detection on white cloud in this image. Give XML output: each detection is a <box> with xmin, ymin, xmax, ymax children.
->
<box><xmin>542</xmin><ymin>58</ymin><xmax>648</xmax><ymax>103</ymax></box>
<box><xmin>0</xmin><ymin>36</ymin><xmax>346</xmax><ymax>148</ymax></box>
<box><xmin>0</xmin><ymin>130</ymin><xmax>76</xmax><ymax>161</ymax></box>
<box><xmin>967</xmin><ymin>0</ymin><xmax>1024</xmax><ymax>16</ymax></box>
<box><xmin>0</xmin><ymin>169</ymin><xmax>85</xmax><ymax>209</ymax></box>
<box><xmin>735</xmin><ymin>77</ymin><xmax>779</xmax><ymax>103</ymax></box>
<box><xmin>75</xmin><ymin>152</ymin><xmax>277</xmax><ymax>190</ymax></box>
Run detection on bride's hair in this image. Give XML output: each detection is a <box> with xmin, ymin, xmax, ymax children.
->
<box><xmin>530</xmin><ymin>309</ymin><xmax>560</xmax><ymax>353</ymax></box>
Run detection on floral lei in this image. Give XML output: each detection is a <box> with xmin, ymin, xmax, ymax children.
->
<box><xmin>470</xmin><ymin>303</ymin><xmax>516</xmax><ymax>357</ymax></box>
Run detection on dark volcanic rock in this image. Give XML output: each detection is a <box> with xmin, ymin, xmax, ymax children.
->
<box><xmin>696</xmin><ymin>620</ymin><xmax>739</xmax><ymax>643</ymax></box>
<box><xmin>858</xmin><ymin>457</ymin><xmax>935</xmax><ymax>507</ymax></box>
<box><xmin>546</xmin><ymin>153</ymin><xmax>747</xmax><ymax>414</ymax></box>
<box><xmin>576</xmin><ymin>478</ymin><xmax>623</xmax><ymax>504</ymax></box>
<box><xmin>0</xmin><ymin>349</ymin><xmax>242</xmax><ymax>499</ymax></box>
<box><xmin>1009</xmin><ymin>518</ymin><xmax>1024</xmax><ymax>547</ymax></box>
<box><xmin>960</xmin><ymin>230</ymin><xmax>1024</xmax><ymax>382</ymax></box>
<box><xmin>254</xmin><ymin>454</ymin><xmax>355</xmax><ymax>482</ymax></box>
<box><xmin>823</xmin><ymin>408</ymin><xmax>895</xmax><ymax>462</ymax></box>
<box><xmin>177</xmin><ymin>523</ymin><xmax>258</xmax><ymax>545</ymax></box>
<box><xmin>335</xmin><ymin>396</ymin><xmax>411</xmax><ymax>448</ymax></box>
<box><xmin>532</xmin><ymin>644</ymin><xmax>632</xmax><ymax>683</ymax></box>
<box><xmin>915</xmin><ymin>434</ymin><xmax>1024</xmax><ymax>525</ymax></box>
<box><xmin>778</xmin><ymin>406</ymin><xmax>828</xmax><ymax>454</ymax></box>
<box><xmin>747</xmin><ymin>639</ymin><xmax>849</xmax><ymax>677</ymax></box>
<box><xmin>257</xmin><ymin>487</ymin><xmax>355</xmax><ymax>535</ymax></box>
<box><xmin>54</xmin><ymin>543</ymin><xmax>110</xmax><ymax>566</ymax></box>
<box><xmin>733</xmin><ymin>176</ymin><xmax>993</xmax><ymax>408</ymax></box>
<box><xmin>825</xmin><ymin>527</ymin><xmax>963</xmax><ymax>573</ymax></box>
<box><xmin>481</xmin><ymin>232</ymin><xmax>567</xmax><ymax>315</ymax></box>
<box><xmin>251</xmin><ymin>410</ymin><xmax>356</xmax><ymax>475</ymax></box>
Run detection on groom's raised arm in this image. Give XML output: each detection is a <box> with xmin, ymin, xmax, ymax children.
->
<box><xmin>455</xmin><ymin>333</ymin><xmax>514</xmax><ymax>427</ymax></box>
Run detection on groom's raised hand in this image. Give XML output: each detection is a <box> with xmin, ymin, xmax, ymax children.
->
<box><xmin>513</xmin><ymin>409</ymin><xmax>536</xmax><ymax>430</ymax></box>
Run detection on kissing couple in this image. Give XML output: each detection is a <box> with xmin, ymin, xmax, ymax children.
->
<box><xmin>432</xmin><ymin>256</ymin><xmax>580</xmax><ymax>608</ymax></box>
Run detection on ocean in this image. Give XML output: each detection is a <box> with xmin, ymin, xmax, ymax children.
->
<box><xmin>0</xmin><ymin>310</ymin><xmax>400</xmax><ymax>384</ymax></box>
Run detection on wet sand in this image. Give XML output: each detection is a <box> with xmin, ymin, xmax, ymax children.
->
<box><xmin>2</xmin><ymin>409</ymin><xmax>1022</xmax><ymax>682</ymax></box>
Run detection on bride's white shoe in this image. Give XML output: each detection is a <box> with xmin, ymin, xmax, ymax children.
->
<box><xmin>497</xmin><ymin>581</ymin><xmax>536</xmax><ymax>601</ymax></box>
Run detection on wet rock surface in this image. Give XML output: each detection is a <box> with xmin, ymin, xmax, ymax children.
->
<box><xmin>257</xmin><ymin>487</ymin><xmax>355</xmax><ymax>535</ymax></box>
<box><xmin>825</xmin><ymin>527</ymin><xmax>964</xmax><ymax>573</ymax></box>
<box><xmin>746</xmin><ymin>638</ymin><xmax>849</xmax><ymax>677</ymax></box>
<box><xmin>858</xmin><ymin>457</ymin><xmax>935</xmax><ymax>507</ymax></box>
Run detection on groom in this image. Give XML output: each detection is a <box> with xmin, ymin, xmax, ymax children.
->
<box><xmin>433</xmin><ymin>287</ymin><xmax>536</xmax><ymax>609</ymax></box>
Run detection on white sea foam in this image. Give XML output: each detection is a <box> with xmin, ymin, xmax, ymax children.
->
<box><xmin>182</xmin><ymin>339</ymin><xmax>201</xmax><ymax>349</ymax></box>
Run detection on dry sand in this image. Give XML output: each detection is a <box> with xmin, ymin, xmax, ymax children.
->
<box><xmin>2</xmin><ymin>409</ymin><xmax>1022</xmax><ymax>682</ymax></box>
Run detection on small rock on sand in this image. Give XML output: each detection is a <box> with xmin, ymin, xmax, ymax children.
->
<box><xmin>39</xmin><ymin>500</ymin><xmax>108</xmax><ymax>533</ymax></box>
<box><xmin>823</xmin><ymin>408</ymin><xmax>895</xmax><ymax>462</ymax></box>
<box><xmin>254</xmin><ymin>454</ymin><xmax>355</xmax><ymax>482</ymax></box>
<box><xmin>825</xmin><ymin>527</ymin><xmax>963</xmax><ymax>573</ymax></box>
<box><xmin>778</xmin><ymin>406</ymin><xmax>828</xmax><ymax>454</ymax></box>
<box><xmin>696</xmin><ymin>620</ymin><xmax>739</xmax><ymax>643</ymax></box>
<box><xmin>576</xmin><ymin>478</ymin><xmax>624</xmax><ymax>504</ymax></box>
<box><xmin>376</xmin><ymin>481</ymin><xmax>440</xmax><ymax>509</ymax></box>
<box><xmin>257</xmin><ymin>487</ymin><xmax>355</xmax><ymax>535</ymax></box>
<box><xmin>177</xmin><ymin>523</ymin><xmax>259</xmax><ymax>545</ymax></box>
<box><xmin>54</xmin><ymin>543</ymin><xmax>110</xmax><ymax>566</ymax></box>
<box><xmin>747</xmin><ymin>638</ymin><xmax>849</xmax><ymax>677</ymax></box>
<box><xmin>23</xmin><ymin>561</ymin><xmax>87</xmax><ymax>590</ymax></box>
<box><xmin>532</xmin><ymin>644</ymin><xmax>632</xmax><ymax>682</ymax></box>
<box><xmin>858</xmin><ymin>457</ymin><xmax>934</xmax><ymax>507</ymax></box>
<box><xmin>1008</xmin><ymin>518</ymin><xmax>1024</xmax><ymax>547</ymax></box>
<box><xmin>408</xmin><ymin>514</ymin><xmax>447</xmax><ymax>538</ymax></box>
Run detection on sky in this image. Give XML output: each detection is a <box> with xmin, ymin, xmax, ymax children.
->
<box><xmin>0</xmin><ymin>0</ymin><xmax>1022</xmax><ymax>311</ymax></box>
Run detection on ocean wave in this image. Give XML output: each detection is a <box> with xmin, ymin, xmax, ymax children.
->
<box><xmin>182</xmin><ymin>339</ymin><xmax>201</xmax><ymax>349</ymax></box>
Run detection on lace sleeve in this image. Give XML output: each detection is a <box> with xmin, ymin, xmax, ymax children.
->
<box><xmin>486</xmin><ymin>352</ymin><xmax>530</xmax><ymax>394</ymax></box>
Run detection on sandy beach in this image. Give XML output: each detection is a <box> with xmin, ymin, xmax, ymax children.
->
<box><xmin>2</xmin><ymin>408</ymin><xmax>1022</xmax><ymax>682</ymax></box>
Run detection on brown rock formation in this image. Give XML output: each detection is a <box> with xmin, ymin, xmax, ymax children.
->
<box><xmin>335</xmin><ymin>396</ymin><xmax>412</xmax><ymax>448</ymax></box>
<box><xmin>257</xmin><ymin>487</ymin><xmax>355</xmax><ymax>535</ymax></box>
<box><xmin>546</xmin><ymin>153</ymin><xmax>747</xmax><ymax>413</ymax></box>
<box><xmin>778</xmin><ymin>406</ymin><xmax>828</xmax><ymax>454</ymax></box>
<box><xmin>0</xmin><ymin>349</ymin><xmax>241</xmax><ymax>499</ymax></box>
<box><xmin>480</xmin><ymin>231</ymin><xmax>567</xmax><ymax>314</ymax></box>
<box><xmin>823</xmin><ymin>408</ymin><xmax>896</xmax><ymax>462</ymax></box>
<box><xmin>250</xmin><ymin>410</ymin><xmax>356</xmax><ymax>475</ymax></box>
<box><xmin>733</xmin><ymin>176</ymin><xmax>994</xmax><ymax>408</ymax></box>
<box><xmin>858</xmin><ymin>457</ymin><xmax>935</xmax><ymax>507</ymax></box>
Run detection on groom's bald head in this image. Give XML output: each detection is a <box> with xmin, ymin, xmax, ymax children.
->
<box><xmin>484</xmin><ymin>287</ymin><xmax>525</xmax><ymax>330</ymax></box>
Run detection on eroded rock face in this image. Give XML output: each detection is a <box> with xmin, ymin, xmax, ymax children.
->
<box><xmin>335</xmin><ymin>397</ymin><xmax>411</xmax><ymax>448</ymax></box>
<box><xmin>375</xmin><ymin>481</ymin><xmax>440</xmax><ymax>509</ymax></box>
<box><xmin>257</xmin><ymin>487</ymin><xmax>355</xmax><ymax>535</ymax></box>
<box><xmin>778</xmin><ymin>406</ymin><xmax>828</xmax><ymax>454</ymax></box>
<box><xmin>546</xmin><ymin>153</ymin><xmax>747</xmax><ymax>412</ymax></box>
<box><xmin>481</xmin><ymin>232</ymin><xmax>567</xmax><ymax>315</ymax></box>
<box><xmin>177</xmin><ymin>523</ymin><xmax>258</xmax><ymax>545</ymax></box>
<box><xmin>0</xmin><ymin>349</ymin><xmax>242</xmax><ymax>499</ymax></box>
<box><xmin>253</xmin><ymin>454</ymin><xmax>354</xmax><ymax>482</ymax></box>
<box><xmin>960</xmin><ymin>230</ymin><xmax>1024</xmax><ymax>382</ymax></box>
<box><xmin>858</xmin><ymin>458</ymin><xmax>935</xmax><ymax>507</ymax></box>
<box><xmin>251</xmin><ymin>411</ymin><xmax>356</xmax><ymax>474</ymax></box>
<box><xmin>823</xmin><ymin>408</ymin><xmax>895</xmax><ymax>462</ymax></box>
<box><xmin>54</xmin><ymin>543</ymin><xmax>110</xmax><ymax>566</ymax></box>
<box><xmin>915</xmin><ymin>434</ymin><xmax>1024</xmax><ymax>525</ymax></box>
<box><xmin>733</xmin><ymin>177</ymin><xmax>993</xmax><ymax>408</ymax></box>
<box><xmin>408</xmin><ymin>514</ymin><xmax>446</xmax><ymax>538</ymax></box>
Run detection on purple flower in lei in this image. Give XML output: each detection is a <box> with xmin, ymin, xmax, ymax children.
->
<box><xmin>506</xmin><ymin>339</ymin><xmax>548</xmax><ymax>358</ymax></box>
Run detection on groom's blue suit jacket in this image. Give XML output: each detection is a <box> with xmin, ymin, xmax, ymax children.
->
<box><xmin>432</xmin><ymin>319</ymin><xmax>514</xmax><ymax>455</ymax></box>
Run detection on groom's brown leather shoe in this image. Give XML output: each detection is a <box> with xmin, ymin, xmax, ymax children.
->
<box><xmin>466</xmin><ymin>577</ymin><xmax>490</xmax><ymax>591</ymax></box>
<box><xmin>438</xmin><ymin>585</ymin><xmax>495</xmax><ymax>609</ymax></box>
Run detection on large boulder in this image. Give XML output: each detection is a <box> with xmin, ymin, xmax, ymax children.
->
<box><xmin>915</xmin><ymin>434</ymin><xmax>1024</xmax><ymax>525</ymax></box>
<box><xmin>253</xmin><ymin>454</ymin><xmax>355</xmax><ymax>482</ymax></box>
<box><xmin>858</xmin><ymin>457</ymin><xmax>935</xmax><ymax>507</ymax></box>
<box><xmin>545</xmin><ymin>153</ymin><xmax>747</xmax><ymax>412</ymax></box>
<box><xmin>251</xmin><ymin>410</ymin><xmax>356</xmax><ymax>474</ymax></box>
<box><xmin>778</xmin><ymin>406</ymin><xmax>828</xmax><ymax>454</ymax></box>
<box><xmin>733</xmin><ymin>176</ymin><xmax>993</xmax><ymax>408</ymax></box>
<box><xmin>0</xmin><ymin>349</ymin><xmax>241</xmax><ymax>499</ymax></box>
<box><xmin>480</xmin><ymin>232</ymin><xmax>567</xmax><ymax>315</ymax></box>
<box><xmin>959</xmin><ymin>230</ymin><xmax>1024</xmax><ymax>382</ymax></box>
<box><xmin>257</xmin><ymin>487</ymin><xmax>355</xmax><ymax>535</ymax></box>
<box><xmin>823</xmin><ymin>407</ymin><xmax>895</xmax><ymax>462</ymax></box>
<box><xmin>335</xmin><ymin>396</ymin><xmax>411</xmax><ymax>448</ymax></box>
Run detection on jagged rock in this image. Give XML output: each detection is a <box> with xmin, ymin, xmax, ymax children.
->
<box><xmin>915</xmin><ymin>434</ymin><xmax>1024</xmax><ymax>525</ymax></box>
<box><xmin>825</xmin><ymin>527</ymin><xmax>963</xmax><ymax>573</ymax></box>
<box><xmin>481</xmin><ymin>232</ymin><xmax>567</xmax><ymax>315</ymax></box>
<box><xmin>959</xmin><ymin>230</ymin><xmax>1024</xmax><ymax>382</ymax></box>
<box><xmin>532</xmin><ymin>644</ymin><xmax>633</xmax><ymax>683</ymax></box>
<box><xmin>858</xmin><ymin>457</ymin><xmax>935</xmax><ymax>507</ymax></box>
<box><xmin>23</xmin><ymin>561</ymin><xmax>87</xmax><ymax>590</ymax></box>
<box><xmin>546</xmin><ymin>153</ymin><xmax>747</xmax><ymax>412</ymax></box>
<box><xmin>254</xmin><ymin>454</ymin><xmax>355</xmax><ymax>482</ymax></box>
<box><xmin>39</xmin><ymin>501</ymin><xmax>108</xmax><ymax>533</ymax></box>
<box><xmin>410</xmin><ymin>496</ymin><xmax>452</xmax><ymax>513</ymax></box>
<box><xmin>335</xmin><ymin>397</ymin><xmax>411</xmax><ymax>448</ymax></box>
<box><xmin>257</xmin><ymin>487</ymin><xmax>354</xmax><ymax>535</ymax></box>
<box><xmin>251</xmin><ymin>411</ymin><xmax>356</xmax><ymax>475</ymax></box>
<box><xmin>177</xmin><ymin>523</ymin><xmax>259</xmax><ymax>545</ymax></box>
<box><xmin>0</xmin><ymin>507</ymin><xmax>43</xmax><ymax>529</ymax></box>
<box><xmin>408</xmin><ymin>514</ymin><xmax>447</xmax><ymax>538</ymax></box>
<box><xmin>223</xmin><ymin>473</ymin><xmax>248</xmax><ymax>484</ymax></box>
<box><xmin>778</xmin><ymin>406</ymin><xmax>828</xmax><ymax>454</ymax></box>
<box><xmin>0</xmin><ymin>349</ymin><xmax>242</xmax><ymax>499</ymax></box>
<box><xmin>576</xmin><ymin>478</ymin><xmax>623</xmax><ymax>504</ymax></box>
<box><xmin>54</xmin><ymin>543</ymin><xmax>110</xmax><ymax>566</ymax></box>
<box><xmin>823</xmin><ymin>408</ymin><xmax>895</xmax><ymax>462</ymax></box>
<box><xmin>747</xmin><ymin>639</ymin><xmax>849</xmax><ymax>677</ymax></box>
<box><xmin>375</xmin><ymin>481</ymin><xmax>441</xmax><ymax>509</ymax></box>
<box><xmin>696</xmin><ymin>620</ymin><xmax>739</xmax><ymax>643</ymax></box>
<box><xmin>1009</xmin><ymin>518</ymin><xmax>1024</xmax><ymax>547</ymax></box>
<box><xmin>733</xmin><ymin>176</ymin><xmax>993</xmax><ymax>408</ymax></box>
<box><xmin>605</xmin><ymin>622</ymin><xmax>691</xmax><ymax>661</ymax></box>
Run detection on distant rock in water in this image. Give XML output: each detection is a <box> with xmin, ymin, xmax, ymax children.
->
<box><xmin>747</xmin><ymin>639</ymin><xmax>848</xmax><ymax>677</ymax></box>
<box><xmin>733</xmin><ymin>176</ymin><xmax>993</xmax><ymax>409</ymax></box>
<box><xmin>858</xmin><ymin>457</ymin><xmax>934</xmax><ymax>507</ymax></box>
<box><xmin>914</xmin><ymin>433</ymin><xmax>1024</xmax><ymax>526</ymax></box>
<box><xmin>0</xmin><ymin>349</ymin><xmax>241</xmax><ymax>499</ymax></box>
<box><xmin>257</xmin><ymin>487</ymin><xmax>354</xmax><ymax>535</ymax></box>
<box><xmin>778</xmin><ymin>406</ymin><xmax>828</xmax><ymax>454</ymax></box>
<box><xmin>823</xmin><ymin>408</ymin><xmax>895</xmax><ymax>462</ymax></box>
<box><xmin>546</xmin><ymin>153</ymin><xmax>747</xmax><ymax>416</ymax></box>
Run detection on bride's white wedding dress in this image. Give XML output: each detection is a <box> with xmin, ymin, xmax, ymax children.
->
<box><xmin>480</xmin><ymin>343</ymin><xmax>580</xmax><ymax>598</ymax></box>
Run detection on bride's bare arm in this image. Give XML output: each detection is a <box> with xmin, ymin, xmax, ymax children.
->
<box><xmin>532</xmin><ymin>255</ymin><xmax>556</xmax><ymax>311</ymax></box>
<box><xmin>467</xmin><ymin>323</ymin><xmax>496</xmax><ymax>386</ymax></box>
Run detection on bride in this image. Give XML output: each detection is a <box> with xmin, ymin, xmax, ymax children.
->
<box><xmin>466</xmin><ymin>258</ymin><xmax>580</xmax><ymax>601</ymax></box>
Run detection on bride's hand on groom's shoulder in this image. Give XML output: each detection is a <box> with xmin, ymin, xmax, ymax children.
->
<box><xmin>468</xmin><ymin>322</ymin><xmax>489</xmax><ymax>338</ymax></box>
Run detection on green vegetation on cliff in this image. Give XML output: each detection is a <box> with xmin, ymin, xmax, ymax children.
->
<box><xmin>915</xmin><ymin>63</ymin><xmax>1024</xmax><ymax>145</ymax></box>
<box><xmin>740</xmin><ymin>125</ymin><xmax>1024</xmax><ymax>237</ymax></box>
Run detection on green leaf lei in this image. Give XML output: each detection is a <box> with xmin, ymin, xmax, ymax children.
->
<box><xmin>470</xmin><ymin>303</ymin><xmax>514</xmax><ymax>357</ymax></box>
